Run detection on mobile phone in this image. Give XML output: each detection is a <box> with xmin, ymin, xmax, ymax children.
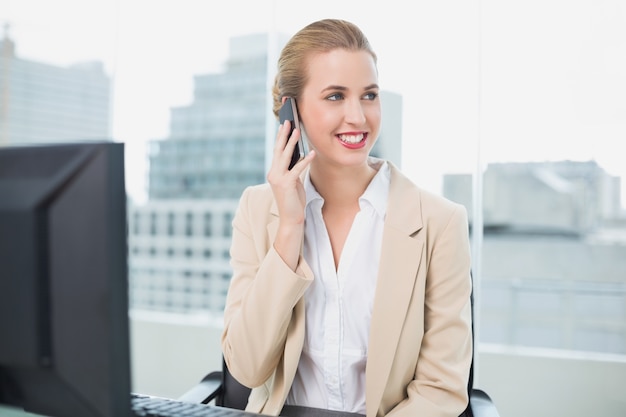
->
<box><xmin>279</xmin><ymin>97</ymin><xmax>306</xmax><ymax>170</ymax></box>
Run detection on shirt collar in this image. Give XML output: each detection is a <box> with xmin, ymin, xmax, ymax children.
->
<box><xmin>360</xmin><ymin>160</ymin><xmax>390</xmax><ymax>218</ymax></box>
<box><xmin>304</xmin><ymin>170</ymin><xmax>323</xmax><ymax>209</ymax></box>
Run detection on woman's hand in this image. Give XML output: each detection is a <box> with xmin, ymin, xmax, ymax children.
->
<box><xmin>266</xmin><ymin>120</ymin><xmax>315</xmax><ymax>269</ymax></box>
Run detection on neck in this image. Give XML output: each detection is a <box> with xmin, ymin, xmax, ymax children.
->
<box><xmin>309</xmin><ymin>160</ymin><xmax>378</xmax><ymax>206</ymax></box>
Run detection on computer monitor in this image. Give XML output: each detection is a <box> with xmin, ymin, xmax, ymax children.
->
<box><xmin>0</xmin><ymin>141</ymin><xmax>132</xmax><ymax>417</ymax></box>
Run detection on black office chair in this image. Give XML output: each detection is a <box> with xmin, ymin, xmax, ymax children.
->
<box><xmin>179</xmin><ymin>281</ymin><xmax>500</xmax><ymax>417</ymax></box>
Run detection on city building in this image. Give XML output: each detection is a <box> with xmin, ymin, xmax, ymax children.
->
<box><xmin>444</xmin><ymin>160</ymin><xmax>626</xmax><ymax>354</ymax></box>
<box><xmin>444</xmin><ymin>160</ymin><xmax>623</xmax><ymax>233</ymax></box>
<box><xmin>128</xmin><ymin>199</ymin><xmax>238</xmax><ymax>316</ymax></box>
<box><xmin>0</xmin><ymin>26</ymin><xmax>111</xmax><ymax>146</ymax></box>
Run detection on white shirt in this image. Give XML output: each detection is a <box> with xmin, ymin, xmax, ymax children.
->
<box><xmin>286</xmin><ymin>161</ymin><xmax>390</xmax><ymax>414</ymax></box>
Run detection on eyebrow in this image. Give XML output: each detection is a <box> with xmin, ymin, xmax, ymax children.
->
<box><xmin>320</xmin><ymin>83</ymin><xmax>380</xmax><ymax>93</ymax></box>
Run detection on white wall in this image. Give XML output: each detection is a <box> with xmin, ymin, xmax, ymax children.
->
<box><xmin>130</xmin><ymin>313</ymin><xmax>626</xmax><ymax>416</ymax></box>
<box><xmin>130</xmin><ymin>311</ymin><xmax>224</xmax><ymax>398</ymax></box>
<box><xmin>477</xmin><ymin>345</ymin><xmax>626</xmax><ymax>417</ymax></box>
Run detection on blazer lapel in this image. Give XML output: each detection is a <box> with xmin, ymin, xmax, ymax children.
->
<box><xmin>366</xmin><ymin>163</ymin><xmax>424</xmax><ymax>416</ymax></box>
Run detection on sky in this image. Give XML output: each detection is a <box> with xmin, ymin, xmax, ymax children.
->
<box><xmin>3</xmin><ymin>0</ymin><xmax>626</xmax><ymax>207</ymax></box>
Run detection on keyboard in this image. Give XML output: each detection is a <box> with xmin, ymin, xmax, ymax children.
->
<box><xmin>130</xmin><ymin>393</ymin><xmax>366</xmax><ymax>417</ymax></box>
<box><xmin>131</xmin><ymin>393</ymin><xmax>259</xmax><ymax>417</ymax></box>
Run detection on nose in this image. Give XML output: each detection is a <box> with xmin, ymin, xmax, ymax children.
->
<box><xmin>344</xmin><ymin>98</ymin><xmax>366</xmax><ymax>125</ymax></box>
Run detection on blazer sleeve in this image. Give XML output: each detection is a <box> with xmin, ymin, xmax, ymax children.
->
<box><xmin>221</xmin><ymin>185</ymin><xmax>313</xmax><ymax>388</ymax></box>
<box><xmin>388</xmin><ymin>203</ymin><xmax>473</xmax><ymax>417</ymax></box>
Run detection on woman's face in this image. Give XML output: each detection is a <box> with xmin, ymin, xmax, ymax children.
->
<box><xmin>297</xmin><ymin>49</ymin><xmax>381</xmax><ymax>169</ymax></box>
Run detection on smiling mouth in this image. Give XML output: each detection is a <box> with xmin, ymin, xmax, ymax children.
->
<box><xmin>338</xmin><ymin>133</ymin><xmax>365</xmax><ymax>144</ymax></box>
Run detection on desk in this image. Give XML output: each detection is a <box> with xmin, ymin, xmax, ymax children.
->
<box><xmin>0</xmin><ymin>405</ymin><xmax>41</xmax><ymax>416</ymax></box>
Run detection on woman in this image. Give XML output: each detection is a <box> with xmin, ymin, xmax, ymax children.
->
<box><xmin>221</xmin><ymin>18</ymin><xmax>473</xmax><ymax>417</ymax></box>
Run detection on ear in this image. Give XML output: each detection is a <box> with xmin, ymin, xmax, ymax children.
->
<box><xmin>281</xmin><ymin>96</ymin><xmax>289</xmax><ymax>105</ymax></box>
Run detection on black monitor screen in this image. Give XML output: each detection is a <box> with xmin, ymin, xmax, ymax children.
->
<box><xmin>0</xmin><ymin>141</ymin><xmax>132</xmax><ymax>417</ymax></box>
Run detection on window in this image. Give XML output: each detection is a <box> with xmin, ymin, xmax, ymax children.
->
<box><xmin>167</xmin><ymin>212</ymin><xmax>175</xmax><ymax>236</ymax></box>
<box><xmin>204</xmin><ymin>213</ymin><xmax>213</xmax><ymax>237</ymax></box>
<box><xmin>185</xmin><ymin>212</ymin><xmax>193</xmax><ymax>236</ymax></box>
<box><xmin>222</xmin><ymin>212</ymin><xmax>233</xmax><ymax>237</ymax></box>
<box><xmin>4</xmin><ymin>3</ymin><xmax>624</xmax><ymax>411</ymax></box>
<box><xmin>149</xmin><ymin>212</ymin><xmax>157</xmax><ymax>236</ymax></box>
<box><xmin>133</xmin><ymin>212</ymin><xmax>140</xmax><ymax>235</ymax></box>
<box><xmin>475</xmin><ymin>1</ymin><xmax>626</xmax><ymax>355</ymax></box>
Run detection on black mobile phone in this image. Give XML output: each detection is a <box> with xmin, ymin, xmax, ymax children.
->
<box><xmin>279</xmin><ymin>97</ymin><xmax>306</xmax><ymax>170</ymax></box>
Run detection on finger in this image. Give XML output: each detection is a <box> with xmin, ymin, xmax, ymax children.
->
<box><xmin>272</xmin><ymin>122</ymin><xmax>290</xmax><ymax>164</ymax></box>
<box><xmin>274</xmin><ymin>120</ymin><xmax>291</xmax><ymax>149</ymax></box>
<box><xmin>279</xmin><ymin>126</ymin><xmax>302</xmax><ymax>169</ymax></box>
<box><xmin>289</xmin><ymin>149</ymin><xmax>316</xmax><ymax>175</ymax></box>
<box><xmin>274</xmin><ymin>121</ymin><xmax>297</xmax><ymax>160</ymax></box>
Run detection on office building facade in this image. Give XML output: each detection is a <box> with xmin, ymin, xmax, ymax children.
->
<box><xmin>444</xmin><ymin>161</ymin><xmax>626</xmax><ymax>354</ymax></box>
<box><xmin>444</xmin><ymin>160</ymin><xmax>623</xmax><ymax>232</ymax></box>
<box><xmin>128</xmin><ymin>199</ymin><xmax>238</xmax><ymax>316</ymax></box>
<box><xmin>0</xmin><ymin>31</ymin><xmax>111</xmax><ymax>146</ymax></box>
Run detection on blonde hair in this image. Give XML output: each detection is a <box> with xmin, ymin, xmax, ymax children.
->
<box><xmin>271</xmin><ymin>19</ymin><xmax>377</xmax><ymax>118</ymax></box>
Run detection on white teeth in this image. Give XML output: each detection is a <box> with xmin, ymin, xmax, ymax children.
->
<box><xmin>338</xmin><ymin>134</ymin><xmax>364</xmax><ymax>144</ymax></box>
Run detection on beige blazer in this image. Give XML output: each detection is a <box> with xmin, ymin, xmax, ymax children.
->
<box><xmin>222</xmin><ymin>159</ymin><xmax>473</xmax><ymax>417</ymax></box>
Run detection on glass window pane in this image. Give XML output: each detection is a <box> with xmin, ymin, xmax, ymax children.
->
<box><xmin>5</xmin><ymin>3</ymin><xmax>624</xmax><ymax>403</ymax></box>
<box><xmin>474</xmin><ymin>0</ymin><xmax>626</xmax><ymax>355</ymax></box>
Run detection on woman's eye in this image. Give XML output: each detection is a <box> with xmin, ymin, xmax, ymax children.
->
<box><xmin>363</xmin><ymin>92</ymin><xmax>378</xmax><ymax>100</ymax></box>
<box><xmin>327</xmin><ymin>93</ymin><xmax>343</xmax><ymax>101</ymax></box>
